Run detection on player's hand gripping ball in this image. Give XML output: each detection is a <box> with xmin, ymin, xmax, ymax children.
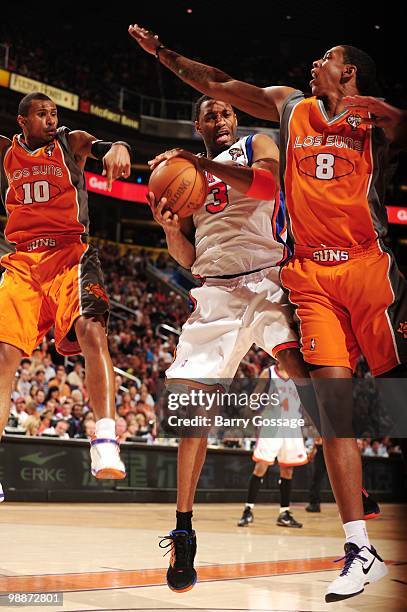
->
<box><xmin>148</xmin><ymin>156</ymin><xmax>208</xmax><ymax>218</ymax></box>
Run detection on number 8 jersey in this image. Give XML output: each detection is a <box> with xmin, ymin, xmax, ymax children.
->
<box><xmin>279</xmin><ymin>91</ymin><xmax>389</xmax><ymax>247</ymax></box>
<box><xmin>1</xmin><ymin>126</ymin><xmax>89</xmax><ymax>245</ymax></box>
<box><xmin>191</xmin><ymin>135</ymin><xmax>288</xmax><ymax>278</ymax></box>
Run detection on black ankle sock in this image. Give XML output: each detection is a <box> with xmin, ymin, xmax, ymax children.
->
<box><xmin>279</xmin><ymin>477</ymin><xmax>292</xmax><ymax>509</ymax></box>
<box><xmin>247</xmin><ymin>474</ymin><xmax>263</xmax><ymax>504</ymax></box>
<box><xmin>176</xmin><ymin>510</ymin><xmax>193</xmax><ymax>532</ymax></box>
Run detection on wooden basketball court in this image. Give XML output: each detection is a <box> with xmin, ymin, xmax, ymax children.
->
<box><xmin>0</xmin><ymin>502</ymin><xmax>405</xmax><ymax>611</ymax></box>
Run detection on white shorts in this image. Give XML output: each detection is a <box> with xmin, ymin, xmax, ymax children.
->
<box><xmin>253</xmin><ymin>436</ymin><xmax>308</xmax><ymax>467</ymax></box>
<box><xmin>166</xmin><ymin>266</ymin><xmax>298</xmax><ymax>382</ymax></box>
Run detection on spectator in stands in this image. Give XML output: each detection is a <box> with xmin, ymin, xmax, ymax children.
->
<box><xmin>364</xmin><ymin>440</ymin><xmax>389</xmax><ymax>458</ymax></box>
<box><xmin>33</xmin><ymin>369</ymin><xmax>47</xmax><ymax>392</ymax></box>
<box><xmin>71</xmin><ymin>388</ymin><xmax>85</xmax><ymax>404</ymax></box>
<box><xmin>134</xmin><ymin>412</ymin><xmax>155</xmax><ymax>441</ymax></box>
<box><xmin>45</xmin><ymin>386</ymin><xmax>61</xmax><ymax>403</ymax></box>
<box><xmin>24</xmin><ymin>416</ymin><xmax>40</xmax><ymax>437</ymax></box>
<box><xmin>44</xmin><ymin>398</ymin><xmax>59</xmax><ymax>414</ymax></box>
<box><xmin>67</xmin><ymin>361</ymin><xmax>85</xmax><ymax>390</ymax></box>
<box><xmin>117</xmin><ymin>392</ymin><xmax>134</xmax><ymax>416</ymax></box>
<box><xmin>42</xmin><ymin>355</ymin><xmax>56</xmax><ymax>381</ymax></box>
<box><xmin>48</xmin><ymin>366</ymin><xmax>71</xmax><ymax>399</ymax></box>
<box><xmin>82</xmin><ymin>419</ymin><xmax>96</xmax><ymax>439</ymax></box>
<box><xmin>16</xmin><ymin>370</ymin><xmax>31</xmax><ymax>398</ymax></box>
<box><xmin>33</xmin><ymin>389</ymin><xmax>46</xmax><ymax>413</ymax></box>
<box><xmin>115</xmin><ymin>417</ymin><xmax>129</xmax><ymax>442</ymax></box>
<box><xmin>136</xmin><ymin>383</ymin><xmax>155</xmax><ymax>408</ymax></box>
<box><xmin>10</xmin><ymin>397</ymin><xmax>29</xmax><ymax>427</ymax></box>
<box><xmin>68</xmin><ymin>403</ymin><xmax>84</xmax><ymax>438</ymax></box>
<box><xmin>42</xmin><ymin>419</ymin><xmax>70</xmax><ymax>439</ymax></box>
<box><xmin>57</xmin><ymin>401</ymin><xmax>73</xmax><ymax>421</ymax></box>
<box><xmin>38</xmin><ymin>410</ymin><xmax>53</xmax><ymax>435</ymax></box>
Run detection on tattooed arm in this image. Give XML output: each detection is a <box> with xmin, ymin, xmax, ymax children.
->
<box><xmin>128</xmin><ymin>24</ymin><xmax>295</xmax><ymax>122</ymax></box>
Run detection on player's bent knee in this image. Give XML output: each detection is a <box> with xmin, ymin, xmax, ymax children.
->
<box><xmin>254</xmin><ymin>462</ymin><xmax>268</xmax><ymax>477</ymax></box>
<box><xmin>75</xmin><ymin>315</ymin><xmax>108</xmax><ymax>352</ymax></box>
<box><xmin>0</xmin><ymin>342</ymin><xmax>23</xmax><ymax>373</ymax></box>
<box><xmin>276</xmin><ymin>348</ymin><xmax>309</xmax><ymax>379</ymax></box>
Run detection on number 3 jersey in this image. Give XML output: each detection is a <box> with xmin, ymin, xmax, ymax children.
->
<box><xmin>1</xmin><ymin>127</ymin><xmax>89</xmax><ymax>245</ymax></box>
<box><xmin>191</xmin><ymin>135</ymin><xmax>288</xmax><ymax>278</ymax></box>
<box><xmin>279</xmin><ymin>91</ymin><xmax>389</xmax><ymax>248</ymax></box>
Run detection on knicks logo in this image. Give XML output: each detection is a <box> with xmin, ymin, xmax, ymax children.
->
<box><xmin>298</xmin><ymin>153</ymin><xmax>354</xmax><ymax>181</ymax></box>
<box><xmin>84</xmin><ymin>283</ymin><xmax>109</xmax><ymax>303</ymax></box>
<box><xmin>397</xmin><ymin>322</ymin><xmax>407</xmax><ymax>339</ymax></box>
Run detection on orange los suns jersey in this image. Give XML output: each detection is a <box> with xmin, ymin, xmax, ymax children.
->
<box><xmin>1</xmin><ymin>127</ymin><xmax>89</xmax><ymax>246</ymax></box>
<box><xmin>279</xmin><ymin>91</ymin><xmax>389</xmax><ymax>248</ymax></box>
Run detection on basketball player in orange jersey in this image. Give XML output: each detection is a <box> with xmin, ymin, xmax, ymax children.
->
<box><xmin>0</xmin><ymin>92</ymin><xmax>131</xmax><ymax>486</ymax></box>
<box><xmin>129</xmin><ymin>27</ymin><xmax>405</xmax><ymax>602</ymax></box>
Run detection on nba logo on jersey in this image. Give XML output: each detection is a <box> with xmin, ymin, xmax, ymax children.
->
<box><xmin>45</xmin><ymin>143</ymin><xmax>55</xmax><ymax>157</ymax></box>
<box><xmin>346</xmin><ymin>114</ymin><xmax>362</xmax><ymax>130</ymax></box>
<box><xmin>310</xmin><ymin>338</ymin><xmax>316</xmax><ymax>351</ymax></box>
<box><xmin>228</xmin><ymin>147</ymin><xmax>243</xmax><ymax>161</ymax></box>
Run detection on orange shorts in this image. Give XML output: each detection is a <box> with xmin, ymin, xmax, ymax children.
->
<box><xmin>280</xmin><ymin>241</ymin><xmax>407</xmax><ymax>376</ymax></box>
<box><xmin>0</xmin><ymin>237</ymin><xmax>109</xmax><ymax>356</ymax></box>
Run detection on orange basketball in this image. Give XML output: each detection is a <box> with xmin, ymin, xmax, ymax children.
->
<box><xmin>148</xmin><ymin>156</ymin><xmax>208</xmax><ymax>218</ymax></box>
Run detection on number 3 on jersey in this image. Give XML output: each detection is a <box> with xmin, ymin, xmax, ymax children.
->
<box><xmin>206</xmin><ymin>180</ymin><xmax>229</xmax><ymax>214</ymax></box>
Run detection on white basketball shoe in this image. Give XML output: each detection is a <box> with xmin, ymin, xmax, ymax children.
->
<box><xmin>325</xmin><ymin>542</ymin><xmax>388</xmax><ymax>602</ymax></box>
<box><xmin>90</xmin><ymin>437</ymin><xmax>126</xmax><ymax>479</ymax></box>
<box><xmin>0</xmin><ymin>482</ymin><xmax>4</xmax><ymax>502</ymax></box>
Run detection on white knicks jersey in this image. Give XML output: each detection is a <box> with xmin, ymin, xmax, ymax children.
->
<box><xmin>191</xmin><ymin>136</ymin><xmax>288</xmax><ymax>278</ymax></box>
<box><xmin>266</xmin><ymin>365</ymin><xmax>302</xmax><ymax>420</ymax></box>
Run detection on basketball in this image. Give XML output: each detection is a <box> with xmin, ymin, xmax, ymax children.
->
<box><xmin>148</xmin><ymin>156</ymin><xmax>208</xmax><ymax>217</ymax></box>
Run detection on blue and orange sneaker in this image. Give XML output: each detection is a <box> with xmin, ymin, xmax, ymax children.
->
<box><xmin>159</xmin><ymin>529</ymin><xmax>197</xmax><ymax>592</ymax></box>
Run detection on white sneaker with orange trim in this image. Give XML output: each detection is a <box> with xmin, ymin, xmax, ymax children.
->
<box><xmin>90</xmin><ymin>437</ymin><xmax>126</xmax><ymax>479</ymax></box>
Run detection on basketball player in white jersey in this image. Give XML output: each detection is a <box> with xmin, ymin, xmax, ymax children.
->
<box><xmin>148</xmin><ymin>95</ymin><xmax>311</xmax><ymax>593</ymax></box>
<box><xmin>238</xmin><ymin>361</ymin><xmax>307</xmax><ymax>529</ymax></box>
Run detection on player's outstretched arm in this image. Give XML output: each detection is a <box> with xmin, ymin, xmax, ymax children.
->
<box><xmin>68</xmin><ymin>131</ymin><xmax>131</xmax><ymax>190</ymax></box>
<box><xmin>148</xmin><ymin>134</ymin><xmax>279</xmax><ymax>201</ymax></box>
<box><xmin>147</xmin><ymin>192</ymin><xmax>196</xmax><ymax>269</ymax></box>
<box><xmin>128</xmin><ymin>24</ymin><xmax>295</xmax><ymax>122</ymax></box>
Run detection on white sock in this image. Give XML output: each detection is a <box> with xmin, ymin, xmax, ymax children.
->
<box><xmin>95</xmin><ymin>418</ymin><xmax>116</xmax><ymax>440</ymax></box>
<box><xmin>343</xmin><ymin>520</ymin><xmax>370</xmax><ymax>549</ymax></box>
<box><xmin>280</xmin><ymin>506</ymin><xmax>290</xmax><ymax>513</ymax></box>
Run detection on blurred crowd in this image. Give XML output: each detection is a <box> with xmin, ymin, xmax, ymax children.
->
<box><xmin>2</xmin><ymin>241</ymin><xmax>400</xmax><ymax>456</ymax></box>
<box><xmin>4</xmin><ymin>241</ymin><xmax>273</xmax><ymax>445</ymax></box>
<box><xmin>1</xmin><ymin>22</ymin><xmax>406</xmax><ymax>121</ymax></box>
